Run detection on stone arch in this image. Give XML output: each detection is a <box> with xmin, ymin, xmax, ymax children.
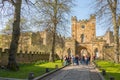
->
<box><xmin>81</xmin><ymin>34</ymin><xmax>85</xmax><ymax>43</ymax></box>
<box><xmin>78</xmin><ymin>46</ymin><xmax>90</xmax><ymax>57</ymax></box>
<box><xmin>94</xmin><ymin>48</ymin><xmax>99</xmax><ymax>58</ymax></box>
<box><xmin>81</xmin><ymin>49</ymin><xmax>88</xmax><ymax>56</ymax></box>
<box><xmin>67</xmin><ymin>48</ymin><xmax>73</xmax><ymax>57</ymax></box>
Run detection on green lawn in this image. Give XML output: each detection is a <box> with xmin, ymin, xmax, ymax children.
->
<box><xmin>0</xmin><ymin>60</ymin><xmax>63</xmax><ymax>79</ymax></box>
<box><xmin>95</xmin><ymin>60</ymin><xmax>120</xmax><ymax>80</ymax></box>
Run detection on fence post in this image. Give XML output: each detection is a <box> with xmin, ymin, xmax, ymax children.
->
<box><xmin>55</xmin><ymin>65</ymin><xmax>58</xmax><ymax>69</ymax></box>
<box><xmin>102</xmin><ymin>69</ymin><xmax>106</xmax><ymax>75</ymax></box>
<box><xmin>0</xmin><ymin>48</ymin><xmax>2</xmax><ymax>66</ymax></box>
<box><xmin>46</xmin><ymin>68</ymin><xmax>49</xmax><ymax>73</ymax></box>
<box><xmin>109</xmin><ymin>76</ymin><xmax>115</xmax><ymax>80</ymax></box>
<box><xmin>28</xmin><ymin>72</ymin><xmax>34</xmax><ymax>80</ymax></box>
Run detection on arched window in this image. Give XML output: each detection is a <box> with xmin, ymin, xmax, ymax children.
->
<box><xmin>81</xmin><ymin>25</ymin><xmax>85</xmax><ymax>28</ymax></box>
<box><xmin>81</xmin><ymin>34</ymin><xmax>84</xmax><ymax>43</ymax></box>
<box><xmin>67</xmin><ymin>48</ymin><xmax>71</xmax><ymax>56</ymax></box>
<box><xmin>94</xmin><ymin>48</ymin><xmax>99</xmax><ymax>58</ymax></box>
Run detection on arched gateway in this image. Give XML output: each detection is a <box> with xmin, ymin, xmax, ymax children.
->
<box><xmin>78</xmin><ymin>46</ymin><xmax>89</xmax><ymax>57</ymax></box>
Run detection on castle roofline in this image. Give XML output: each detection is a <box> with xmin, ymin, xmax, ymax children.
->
<box><xmin>71</xmin><ymin>14</ymin><xmax>96</xmax><ymax>22</ymax></box>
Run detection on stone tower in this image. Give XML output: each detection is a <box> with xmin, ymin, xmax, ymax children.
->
<box><xmin>64</xmin><ymin>15</ymin><xmax>97</xmax><ymax>57</ymax></box>
<box><xmin>71</xmin><ymin>15</ymin><xmax>96</xmax><ymax>43</ymax></box>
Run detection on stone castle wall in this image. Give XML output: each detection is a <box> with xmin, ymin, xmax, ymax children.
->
<box><xmin>0</xmin><ymin>48</ymin><xmax>59</xmax><ymax>66</ymax></box>
<box><xmin>64</xmin><ymin>39</ymin><xmax>76</xmax><ymax>56</ymax></box>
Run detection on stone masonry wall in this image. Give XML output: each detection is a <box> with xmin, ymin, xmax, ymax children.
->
<box><xmin>71</xmin><ymin>15</ymin><xmax>96</xmax><ymax>43</ymax></box>
<box><xmin>0</xmin><ymin>48</ymin><xmax>59</xmax><ymax>66</ymax></box>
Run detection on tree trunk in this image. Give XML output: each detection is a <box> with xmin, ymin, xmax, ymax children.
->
<box><xmin>113</xmin><ymin>16</ymin><xmax>119</xmax><ymax>63</ymax></box>
<box><xmin>49</xmin><ymin>0</ymin><xmax>57</xmax><ymax>62</ymax></box>
<box><xmin>7</xmin><ymin>0</ymin><xmax>22</xmax><ymax>71</ymax></box>
<box><xmin>108</xmin><ymin>0</ymin><xmax>119</xmax><ymax>63</ymax></box>
<box><xmin>112</xmin><ymin>12</ymin><xmax>119</xmax><ymax>63</ymax></box>
<box><xmin>49</xmin><ymin>25</ymin><xmax>56</xmax><ymax>62</ymax></box>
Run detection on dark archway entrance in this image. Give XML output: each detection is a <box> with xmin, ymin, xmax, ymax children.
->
<box><xmin>77</xmin><ymin>45</ymin><xmax>91</xmax><ymax>64</ymax></box>
<box><xmin>81</xmin><ymin>49</ymin><xmax>88</xmax><ymax>57</ymax></box>
<box><xmin>78</xmin><ymin>46</ymin><xmax>90</xmax><ymax>57</ymax></box>
<box><xmin>67</xmin><ymin>48</ymin><xmax>71</xmax><ymax>57</ymax></box>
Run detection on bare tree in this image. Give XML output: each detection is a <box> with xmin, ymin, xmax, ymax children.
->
<box><xmin>8</xmin><ymin>0</ymin><xmax>22</xmax><ymax>70</ymax></box>
<box><xmin>0</xmin><ymin>0</ymin><xmax>31</xmax><ymax>70</ymax></box>
<box><xmin>35</xmin><ymin>0</ymin><xmax>73</xmax><ymax>62</ymax></box>
<box><xmin>94</xmin><ymin>0</ymin><xmax>120</xmax><ymax>63</ymax></box>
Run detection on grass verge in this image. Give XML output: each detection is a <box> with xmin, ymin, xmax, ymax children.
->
<box><xmin>0</xmin><ymin>60</ymin><xmax>63</xmax><ymax>79</ymax></box>
<box><xmin>95</xmin><ymin>60</ymin><xmax>120</xmax><ymax>80</ymax></box>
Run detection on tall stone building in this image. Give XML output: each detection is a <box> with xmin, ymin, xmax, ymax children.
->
<box><xmin>64</xmin><ymin>15</ymin><xmax>114</xmax><ymax>60</ymax></box>
<box><xmin>71</xmin><ymin>15</ymin><xmax>96</xmax><ymax>43</ymax></box>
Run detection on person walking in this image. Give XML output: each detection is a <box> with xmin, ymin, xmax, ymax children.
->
<box><xmin>75</xmin><ymin>55</ymin><xmax>79</xmax><ymax>65</ymax></box>
<box><xmin>63</xmin><ymin>55</ymin><xmax>68</xmax><ymax>66</ymax></box>
<box><xmin>71</xmin><ymin>55</ymin><xmax>75</xmax><ymax>65</ymax></box>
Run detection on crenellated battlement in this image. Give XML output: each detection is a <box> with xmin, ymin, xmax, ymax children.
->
<box><xmin>78</xmin><ymin>19</ymin><xmax>88</xmax><ymax>22</ymax></box>
<box><xmin>71</xmin><ymin>16</ymin><xmax>77</xmax><ymax>20</ymax></box>
<box><xmin>71</xmin><ymin>16</ymin><xmax>77</xmax><ymax>22</ymax></box>
<box><xmin>0</xmin><ymin>48</ymin><xmax>59</xmax><ymax>66</ymax></box>
<box><xmin>90</xmin><ymin>14</ymin><xmax>96</xmax><ymax>19</ymax></box>
<box><xmin>72</xmin><ymin>14</ymin><xmax>96</xmax><ymax>23</ymax></box>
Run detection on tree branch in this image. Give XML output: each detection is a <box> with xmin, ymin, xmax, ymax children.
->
<box><xmin>1</xmin><ymin>0</ymin><xmax>15</xmax><ymax>6</ymax></box>
<box><xmin>107</xmin><ymin>0</ymin><xmax>113</xmax><ymax>11</ymax></box>
<box><xmin>9</xmin><ymin>0</ymin><xmax>15</xmax><ymax>5</ymax></box>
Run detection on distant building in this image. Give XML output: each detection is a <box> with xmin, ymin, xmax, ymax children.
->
<box><xmin>0</xmin><ymin>32</ymin><xmax>32</xmax><ymax>51</ymax></box>
<box><xmin>0</xmin><ymin>30</ymin><xmax>65</xmax><ymax>52</ymax></box>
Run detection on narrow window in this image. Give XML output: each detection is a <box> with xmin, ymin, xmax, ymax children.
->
<box><xmin>81</xmin><ymin>34</ymin><xmax>85</xmax><ymax>43</ymax></box>
<box><xmin>81</xmin><ymin>25</ymin><xmax>85</xmax><ymax>28</ymax></box>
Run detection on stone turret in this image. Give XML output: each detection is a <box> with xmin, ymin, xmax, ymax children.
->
<box><xmin>71</xmin><ymin>15</ymin><xmax>96</xmax><ymax>42</ymax></box>
<box><xmin>90</xmin><ymin>14</ymin><xmax>96</xmax><ymax>19</ymax></box>
<box><xmin>71</xmin><ymin>16</ymin><xmax>77</xmax><ymax>23</ymax></box>
<box><xmin>71</xmin><ymin>16</ymin><xmax>77</xmax><ymax>39</ymax></box>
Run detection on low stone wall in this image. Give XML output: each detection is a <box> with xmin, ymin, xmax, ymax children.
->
<box><xmin>0</xmin><ymin>48</ymin><xmax>59</xmax><ymax>66</ymax></box>
<box><xmin>103</xmin><ymin>48</ymin><xmax>114</xmax><ymax>61</ymax></box>
<box><xmin>103</xmin><ymin>47</ymin><xmax>120</xmax><ymax>62</ymax></box>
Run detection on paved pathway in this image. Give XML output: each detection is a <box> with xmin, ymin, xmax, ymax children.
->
<box><xmin>40</xmin><ymin>64</ymin><xmax>104</xmax><ymax>80</ymax></box>
<box><xmin>0</xmin><ymin>77</ymin><xmax>26</xmax><ymax>80</ymax></box>
<box><xmin>0</xmin><ymin>64</ymin><xmax>104</xmax><ymax>80</ymax></box>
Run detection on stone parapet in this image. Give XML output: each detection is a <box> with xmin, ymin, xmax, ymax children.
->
<box><xmin>0</xmin><ymin>48</ymin><xmax>58</xmax><ymax>66</ymax></box>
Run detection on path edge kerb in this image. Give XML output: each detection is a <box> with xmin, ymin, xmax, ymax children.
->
<box><xmin>92</xmin><ymin>62</ymin><xmax>105</xmax><ymax>80</ymax></box>
<box><xmin>33</xmin><ymin>65</ymin><xmax>69</xmax><ymax>80</ymax></box>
